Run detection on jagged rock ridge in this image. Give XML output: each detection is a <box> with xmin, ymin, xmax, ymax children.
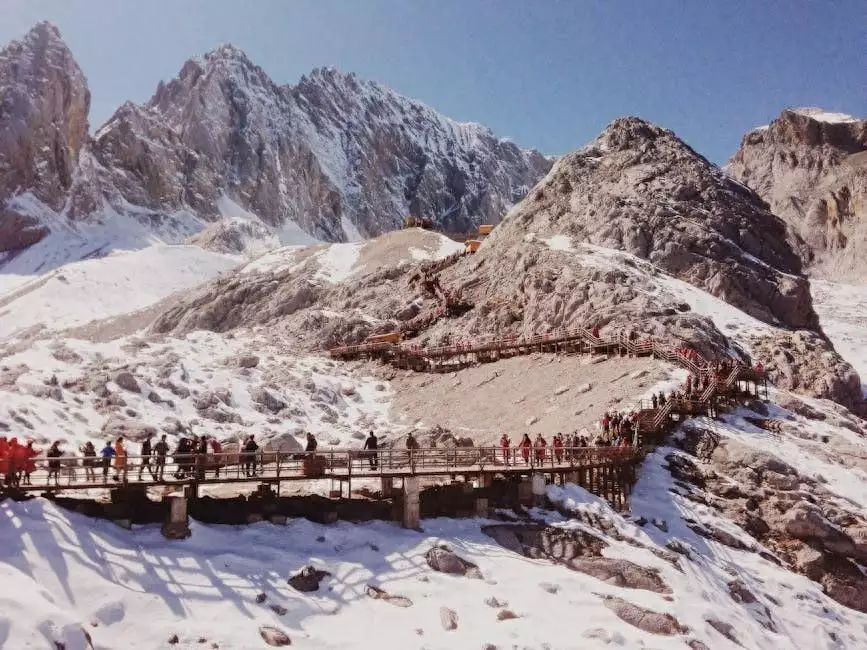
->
<box><xmin>728</xmin><ymin>108</ymin><xmax>867</xmax><ymax>281</ymax></box>
<box><xmin>0</xmin><ymin>24</ymin><xmax>551</xmax><ymax>256</ymax></box>
<box><xmin>0</xmin><ymin>22</ymin><xmax>90</xmax><ymax>252</ymax></box>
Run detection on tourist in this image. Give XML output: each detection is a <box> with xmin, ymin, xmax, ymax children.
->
<box><xmin>6</xmin><ymin>438</ymin><xmax>25</xmax><ymax>487</ymax></box>
<box><xmin>196</xmin><ymin>435</ymin><xmax>209</xmax><ymax>480</ymax></box>
<box><xmin>154</xmin><ymin>435</ymin><xmax>169</xmax><ymax>481</ymax></box>
<box><xmin>100</xmin><ymin>441</ymin><xmax>116</xmax><ymax>480</ymax></box>
<box><xmin>305</xmin><ymin>432</ymin><xmax>318</xmax><ymax>454</ymax></box>
<box><xmin>174</xmin><ymin>437</ymin><xmax>192</xmax><ymax>479</ymax></box>
<box><xmin>363</xmin><ymin>431</ymin><xmax>378</xmax><ymax>470</ymax></box>
<box><xmin>651</xmin><ymin>393</ymin><xmax>658</xmax><ymax>410</ymax></box>
<box><xmin>601</xmin><ymin>412</ymin><xmax>610</xmax><ymax>434</ymax></box>
<box><xmin>499</xmin><ymin>434</ymin><xmax>511</xmax><ymax>465</ymax></box>
<box><xmin>139</xmin><ymin>432</ymin><xmax>156</xmax><ymax>481</ymax></box>
<box><xmin>553</xmin><ymin>434</ymin><xmax>564</xmax><ymax>463</ymax></box>
<box><xmin>0</xmin><ymin>436</ymin><xmax>9</xmax><ymax>486</ymax></box>
<box><xmin>22</xmin><ymin>440</ymin><xmax>39</xmax><ymax>485</ymax></box>
<box><xmin>82</xmin><ymin>441</ymin><xmax>97</xmax><ymax>481</ymax></box>
<box><xmin>46</xmin><ymin>441</ymin><xmax>63</xmax><ymax>486</ymax></box>
<box><xmin>114</xmin><ymin>437</ymin><xmax>128</xmax><ymax>482</ymax></box>
<box><xmin>534</xmin><ymin>434</ymin><xmax>547</xmax><ymax>464</ymax></box>
<box><xmin>518</xmin><ymin>434</ymin><xmax>532</xmax><ymax>465</ymax></box>
<box><xmin>243</xmin><ymin>435</ymin><xmax>259</xmax><ymax>477</ymax></box>
<box><xmin>210</xmin><ymin>437</ymin><xmax>224</xmax><ymax>478</ymax></box>
<box><xmin>405</xmin><ymin>432</ymin><xmax>420</xmax><ymax>450</ymax></box>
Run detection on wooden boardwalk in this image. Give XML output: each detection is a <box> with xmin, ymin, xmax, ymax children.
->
<box><xmin>7</xmin><ymin>445</ymin><xmax>643</xmax><ymax>493</ymax></box>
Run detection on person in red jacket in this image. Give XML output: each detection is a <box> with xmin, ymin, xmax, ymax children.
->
<box><xmin>499</xmin><ymin>434</ymin><xmax>511</xmax><ymax>465</ymax></box>
<box><xmin>0</xmin><ymin>436</ymin><xmax>8</xmax><ymax>485</ymax></box>
<box><xmin>534</xmin><ymin>434</ymin><xmax>547</xmax><ymax>463</ymax></box>
<box><xmin>518</xmin><ymin>434</ymin><xmax>532</xmax><ymax>465</ymax></box>
<box><xmin>22</xmin><ymin>440</ymin><xmax>39</xmax><ymax>485</ymax></box>
<box><xmin>553</xmin><ymin>434</ymin><xmax>564</xmax><ymax>463</ymax></box>
<box><xmin>8</xmin><ymin>438</ymin><xmax>26</xmax><ymax>487</ymax></box>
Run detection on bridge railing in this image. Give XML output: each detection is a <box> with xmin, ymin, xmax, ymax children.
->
<box><xmin>2</xmin><ymin>445</ymin><xmax>648</xmax><ymax>491</ymax></box>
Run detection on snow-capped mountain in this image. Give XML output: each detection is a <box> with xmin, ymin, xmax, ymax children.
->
<box><xmin>728</xmin><ymin>107</ymin><xmax>867</xmax><ymax>281</ymax></box>
<box><xmin>0</xmin><ymin>23</ymin><xmax>551</xmax><ymax>267</ymax></box>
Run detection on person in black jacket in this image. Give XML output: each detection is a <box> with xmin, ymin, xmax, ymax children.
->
<box><xmin>243</xmin><ymin>435</ymin><xmax>259</xmax><ymax>477</ymax></box>
<box><xmin>46</xmin><ymin>441</ymin><xmax>63</xmax><ymax>486</ymax></box>
<box><xmin>195</xmin><ymin>435</ymin><xmax>209</xmax><ymax>480</ymax></box>
<box><xmin>138</xmin><ymin>433</ymin><xmax>156</xmax><ymax>481</ymax></box>
<box><xmin>174</xmin><ymin>438</ymin><xmax>191</xmax><ymax>479</ymax></box>
<box><xmin>154</xmin><ymin>435</ymin><xmax>169</xmax><ymax>481</ymax></box>
<box><xmin>82</xmin><ymin>441</ymin><xmax>97</xmax><ymax>481</ymax></box>
<box><xmin>363</xmin><ymin>431</ymin><xmax>378</xmax><ymax>470</ymax></box>
<box><xmin>305</xmin><ymin>433</ymin><xmax>318</xmax><ymax>455</ymax></box>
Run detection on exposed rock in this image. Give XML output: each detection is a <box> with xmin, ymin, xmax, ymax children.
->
<box><xmin>496</xmin><ymin>609</ymin><xmax>519</xmax><ymax>621</ymax></box>
<box><xmin>749</xmin><ymin>330</ymin><xmax>863</xmax><ymax>410</ymax></box>
<box><xmin>236</xmin><ymin>355</ymin><xmax>260</xmax><ymax>368</ymax></box>
<box><xmin>365</xmin><ymin>585</ymin><xmax>412</xmax><ymax>608</ymax></box>
<box><xmin>255</xmin><ymin>593</ymin><xmax>267</xmax><ymax>604</ymax></box>
<box><xmin>100</xmin><ymin>416</ymin><xmax>157</xmax><ymax>442</ymax></box>
<box><xmin>425</xmin><ymin>545</ymin><xmax>482</xmax><ymax>578</ymax></box>
<box><xmin>600</xmin><ymin>595</ymin><xmax>688</xmax><ymax>635</ymax></box>
<box><xmin>569</xmin><ymin>557</ymin><xmax>671</xmax><ymax>593</ymax></box>
<box><xmin>485</xmin><ymin>596</ymin><xmax>508</xmax><ymax>608</ymax></box>
<box><xmin>707</xmin><ymin>619</ymin><xmax>741</xmax><ymax>646</ymax></box>
<box><xmin>439</xmin><ymin>606</ymin><xmax>459</xmax><ymax>631</ymax></box>
<box><xmin>287</xmin><ymin>566</ymin><xmax>330</xmax><ymax>592</ymax></box>
<box><xmin>113</xmin><ymin>371</ymin><xmax>139</xmax><ymax>393</ymax></box>
<box><xmin>258</xmin><ymin>626</ymin><xmax>291</xmax><ymax>647</ymax></box>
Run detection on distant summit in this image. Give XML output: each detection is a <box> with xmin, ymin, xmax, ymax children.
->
<box><xmin>0</xmin><ymin>23</ymin><xmax>551</xmax><ymax>263</ymax></box>
<box><xmin>729</xmin><ymin>107</ymin><xmax>867</xmax><ymax>281</ymax></box>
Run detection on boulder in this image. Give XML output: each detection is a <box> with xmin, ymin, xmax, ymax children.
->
<box><xmin>251</xmin><ymin>387</ymin><xmax>287</xmax><ymax>413</ymax></box>
<box><xmin>600</xmin><ymin>595</ymin><xmax>688</xmax><ymax>635</ymax></box>
<box><xmin>569</xmin><ymin>557</ymin><xmax>671</xmax><ymax>593</ymax></box>
<box><xmin>288</xmin><ymin>566</ymin><xmax>330</xmax><ymax>592</ymax></box>
<box><xmin>259</xmin><ymin>626</ymin><xmax>291</xmax><ymax>647</ymax></box>
<box><xmin>236</xmin><ymin>355</ymin><xmax>260</xmax><ymax>368</ymax></box>
<box><xmin>425</xmin><ymin>546</ymin><xmax>482</xmax><ymax>578</ymax></box>
<box><xmin>439</xmin><ymin>606</ymin><xmax>459</xmax><ymax>631</ymax></box>
<box><xmin>113</xmin><ymin>371</ymin><xmax>139</xmax><ymax>393</ymax></box>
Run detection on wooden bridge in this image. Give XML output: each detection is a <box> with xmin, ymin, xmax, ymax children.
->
<box><xmin>5</xmin><ymin>445</ymin><xmax>647</xmax><ymax>530</ymax></box>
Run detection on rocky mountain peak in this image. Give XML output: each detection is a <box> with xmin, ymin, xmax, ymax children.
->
<box><xmin>729</xmin><ymin>108</ymin><xmax>867</xmax><ymax>281</ymax></box>
<box><xmin>0</xmin><ymin>22</ymin><xmax>90</xmax><ymax>251</ymax></box>
<box><xmin>487</xmin><ymin>116</ymin><xmax>817</xmax><ymax>331</ymax></box>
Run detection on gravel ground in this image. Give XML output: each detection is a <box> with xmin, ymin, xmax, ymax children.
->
<box><xmin>386</xmin><ymin>353</ymin><xmax>671</xmax><ymax>445</ymax></box>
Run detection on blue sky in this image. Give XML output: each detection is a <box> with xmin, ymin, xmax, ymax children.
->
<box><xmin>2</xmin><ymin>0</ymin><xmax>864</xmax><ymax>163</ymax></box>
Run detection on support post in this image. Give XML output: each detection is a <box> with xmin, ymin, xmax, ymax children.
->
<box><xmin>381</xmin><ymin>477</ymin><xmax>393</xmax><ymax>498</ymax></box>
<box><xmin>475</xmin><ymin>474</ymin><xmax>493</xmax><ymax>517</ymax></box>
<box><xmin>402</xmin><ymin>476</ymin><xmax>420</xmax><ymax>530</ymax></box>
<box><xmin>531</xmin><ymin>473</ymin><xmax>546</xmax><ymax>507</ymax></box>
<box><xmin>161</xmin><ymin>494</ymin><xmax>191</xmax><ymax>540</ymax></box>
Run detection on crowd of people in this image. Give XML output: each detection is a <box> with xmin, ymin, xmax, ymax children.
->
<box><xmin>495</xmin><ymin>431</ymin><xmax>623</xmax><ymax>466</ymax></box>
<box><xmin>0</xmin><ymin>431</ymin><xmax>328</xmax><ymax>487</ymax></box>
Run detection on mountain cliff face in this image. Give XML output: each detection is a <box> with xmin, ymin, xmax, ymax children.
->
<box><xmin>0</xmin><ymin>25</ymin><xmax>550</xmax><ymax>257</ymax></box>
<box><xmin>0</xmin><ymin>22</ymin><xmax>90</xmax><ymax>252</ymax></box>
<box><xmin>728</xmin><ymin>108</ymin><xmax>867</xmax><ymax>281</ymax></box>
<box><xmin>489</xmin><ymin>117</ymin><xmax>819</xmax><ymax>331</ymax></box>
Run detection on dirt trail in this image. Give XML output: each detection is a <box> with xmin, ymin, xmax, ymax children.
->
<box><xmin>386</xmin><ymin>354</ymin><xmax>669</xmax><ymax>444</ymax></box>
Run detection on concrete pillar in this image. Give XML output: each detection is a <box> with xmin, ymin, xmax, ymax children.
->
<box><xmin>161</xmin><ymin>494</ymin><xmax>191</xmax><ymax>540</ymax></box>
<box><xmin>566</xmin><ymin>471</ymin><xmax>580</xmax><ymax>485</ymax></box>
<box><xmin>475</xmin><ymin>474</ymin><xmax>493</xmax><ymax>517</ymax></box>
<box><xmin>531</xmin><ymin>473</ymin><xmax>546</xmax><ymax>507</ymax></box>
<box><xmin>381</xmin><ymin>477</ymin><xmax>393</xmax><ymax>498</ymax></box>
<box><xmin>518</xmin><ymin>477</ymin><xmax>533</xmax><ymax>506</ymax></box>
<box><xmin>402</xmin><ymin>477</ymin><xmax>420</xmax><ymax>530</ymax></box>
